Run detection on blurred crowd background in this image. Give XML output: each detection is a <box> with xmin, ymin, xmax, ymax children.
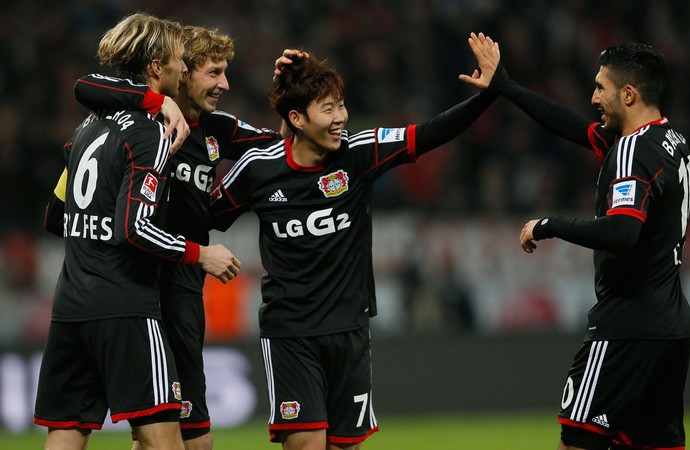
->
<box><xmin>1</xmin><ymin>0</ymin><xmax>689</xmax><ymax>347</ymax></box>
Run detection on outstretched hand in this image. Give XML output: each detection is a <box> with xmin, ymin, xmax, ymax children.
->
<box><xmin>459</xmin><ymin>32</ymin><xmax>500</xmax><ymax>89</ymax></box>
<box><xmin>160</xmin><ymin>96</ymin><xmax>190</xmax><ymax>155</ymax></box>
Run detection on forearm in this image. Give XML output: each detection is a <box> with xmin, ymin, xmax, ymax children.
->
<box><xmin>74</xmin><ymin>74</ymin><xmax>164</xmax><ymax>113</ymax></box>
<box><xmin>533</xmin><ymin>214</ymin><xmax>642</xmax><ymax>251</ymax></box>
<box><xmin>415</xmin><ymin>90</ymin><xmax>497</xmax><ymax>154</ymax></box>
<box><xmin>490</xmin><ymin>65</ymin><xmax>595</xmax><ymax>148</ymax></box>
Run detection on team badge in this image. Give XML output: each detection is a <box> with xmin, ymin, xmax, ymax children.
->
<box><xmin>172</xmin><ymin>382</ymin><xmax>182</xmax><ymax>400</ymax></box>
<box><xmin>280</xmin><ymin>401</ymin><xmax>301</xmax><ymax>420</ymax></box>
<box><xmin>205</xmin><ymin>136</ymin><xmax>220</xmax><ymax>161</ymax></box>
<box><xmin>141</xmin><ymin>173</ymin><xmax>158</xmax><ymax>202</ymax></box>
<box><xmin>318</xmin><ymin>170</ymin><xmax>349</xmax><ymax>198</ymax></box>
<box><xmin>180</xmin><ymin>401</ymin><xmax>193</xmax><ymax>418</ymax></box>
<box><xmin>611</xmin><ymin>180</ymin><xmax>636</xmax><ymax>207</ymax></box>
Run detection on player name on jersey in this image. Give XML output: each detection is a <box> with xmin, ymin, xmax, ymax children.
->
<box><xmin>63</xmin><ymin>212</ymin><xmax>113</xmax><ymax>241</ymax></box>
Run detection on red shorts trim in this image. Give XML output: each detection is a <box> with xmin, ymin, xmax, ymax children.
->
<box><xmin>34</xmin><ymin>417</ymin><xmax>103</xmax><ymax>430</ymax></box>
<box><xmin>180</xmin><ymin>420</ymin><xmax>211</xmax><ymax>429</ymax></box>
<box><xmin>111</xmin><ymin>402</ymin><xmax>181</xmax><ymax>423</ymax></box>
<box><xmin>269</xmin><ymin>421</ymin><xmax>329</xmax><ymax>442</ymax></box>
<box><xmin>328</xmin><ymin>426</ymin><xmax>380</xmax><ymax>444</ymax></box>
<box><xmin>559</xmin><ymin>418</ymin><xmax>686</xmax><ymax>450</ymax></box>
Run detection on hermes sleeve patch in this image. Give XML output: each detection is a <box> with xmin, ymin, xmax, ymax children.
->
<box><xmin>377</xmin><ymin>127</ymin><xmax>405</xmax><ymax>143</ymax></box>
<box><xmin>611</xmin><ymin>180</ymin><xmax>636</xmax><ymax>207</ymax></box>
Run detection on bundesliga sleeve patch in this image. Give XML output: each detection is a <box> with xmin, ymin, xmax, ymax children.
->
<box><xmin>141</xmin><ymin>173</ymin><xmax>159</xmax><ymax>202</ymax></box>
<box><xmin>611</xmin><ymin>180</ymin><xmax>636</xmax><ymax>207</ymax></box>
<box><xmin>377</xmin><ymin>127</ymin><xmax>405</xmax><ymax>143</ymax></box>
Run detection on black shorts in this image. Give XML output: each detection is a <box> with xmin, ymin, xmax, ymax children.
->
<box><xmin>261</xmin><ymin>326</ymin><xmax>379</xmax><ymax>445</ymax></box>
<box><xmin>160</xmin><ymin>290</ymin><xmax>210</xmax><ymax>439</ymax></box>
<box><xmin>559</xmin><ymin>338</ymin><xmax>690</xmax><ymax>449</ymax></box>
<box><xmin>34</xmin><ymin>318</ymin><xmax>181</xmax><ymax>430</ymax></box>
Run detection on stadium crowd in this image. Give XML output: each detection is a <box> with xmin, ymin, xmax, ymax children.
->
<box><xmin>0</xmin><ymin>0</ymin><xmax>689</xmax><ymax>345</ymax></box>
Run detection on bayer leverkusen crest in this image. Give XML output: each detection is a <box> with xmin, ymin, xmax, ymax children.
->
<box><xmin>205</xmin><ymin>136</ymin><xmax>220</xmax><ymax>161</ymax></box>
<box><xmin>318</xmin><ymin>169</ymin><xmax>349</xmax><ymax>198</ymax></box>
<box><xmin>280</xmin><ymin>401</ymin><xmax>300</xmax><ymax>420</ymax></box>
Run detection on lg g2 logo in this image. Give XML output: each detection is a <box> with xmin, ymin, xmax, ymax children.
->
<box><xmin>271</xmin><ymin>208</ymin><xmax>351</xmax><ymax>238</ymax></box>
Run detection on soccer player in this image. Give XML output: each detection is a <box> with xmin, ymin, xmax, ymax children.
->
<box><xmin>34</xmin><ymin>13</ymin><xmax>240</xmax><ymax>450</ymax></box>
<box><xmin>475</xmin><ymin>34</ymin><xmax>690</xmax><ymax>449</ymax></box>
<box><xmin>209</xmin><ymin>36</ymin><xmax>499</xmax><ymax>449</ymax></box>
<box><xmin>69</xmin><ymin>27</ymin><xmax>302</xmax><ymax>450</ymax></box>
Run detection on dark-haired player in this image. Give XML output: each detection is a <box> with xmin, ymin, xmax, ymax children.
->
<box><xmin>210</xmin><ymin>35</ymin><xmax>499</xmax><ymax>449</ymax></box>
<box><xmin>475</xmin><ymin>33</ymin><xmax>690</xmax><ymax>450</ymax></box>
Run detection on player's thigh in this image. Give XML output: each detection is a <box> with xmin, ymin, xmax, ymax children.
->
<box><xmin>322</xmin><ymin>327</ymin><xmax>377</xmax><ymax>441</ymax></box>
<box><xmin>35</xmin><ymin>322</ymin><xmax>108</xmax><ymax>428</ymax></box>
<box><xmin>87</xmin><ymin>317</ymin><xmax>181</xmax><ymax>420</ymax></box>
<box><xmin>162</xmin><ymin>292</ymin><xmax>210</xmax><ymax>427</ymax></box>
<box><xmin>560</xmin><ymin>338</ymin><xmax>690</xmax><ymax>448</ymax></box>
<box><xmin>261</xmin><ymin>336</ymin><xmax>328</xmax><ymax>437</ymax></box>
<box><xmin>282</xmin><ymin>429</ymin><xmax>328</xmax><ymax>450</ymax></box>
<box><xmin>133</xmin><ymin>420</ymin><xmax>184</xmax><ymax>450</ymax></box>
<box><xmin>45</xmin><ymin>428</ymin><xmax>91</xmax><ymax>450</ymax></box>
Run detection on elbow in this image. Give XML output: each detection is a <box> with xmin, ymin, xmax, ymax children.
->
<box><xmin>609</xmin><ymin>223</ymin><xmax>641</xmax><ymax>251</ymax></box>
<box><xmin>612</xmin><ymin>233</ymin><xmax>639</xmax><ymax>251</ymax></box>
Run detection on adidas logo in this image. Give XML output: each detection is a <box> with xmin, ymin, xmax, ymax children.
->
<box><xmin>591</xmin><ymin>414</ymin><xmax>609</xmax><ymax>428</ymax></box>
<box><xmin>269</xmin><ymin>189</ymin><xmax>288</xmax><ymax>202</ymax></box>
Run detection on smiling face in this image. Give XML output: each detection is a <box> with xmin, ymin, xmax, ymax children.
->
<box><xmin>295</xmin><ymin>95</ymin><xmax>348</xmax><ymax>155</ymax></box>
<box><xmin>181</xmin><ymin>56</ymin><xmax>229</xmax><ymax>116</ymax></box>
<box><xmin>591</xmin><ymin>66</ymin><xmax>625</xmax><ymax>134</ymax></box>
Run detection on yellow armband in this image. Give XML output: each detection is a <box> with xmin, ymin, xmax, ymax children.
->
<box><xmin>54</xmin><ymin>168</ymin><xmax>68</xmax><ymax>202</ymax></box>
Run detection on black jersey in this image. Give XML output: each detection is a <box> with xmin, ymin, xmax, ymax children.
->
<box><xmin>211</xmin><ymin>127</ymin><xmax>418</xmax><ymax>337</ymax></box>
<box><xmin>163</xmin><ymin>113</ymin><xmax>280</xmax><ymax>294</ymax></box>
<box><xmin>74</xmin><ymin>74</ymin><xmax>282</xmax><ymax>295</ymax></box>
<box><xmin>54</xmin><ymin>110</ymin><xmax>196</xmax><ymax>322</ymax></box>
<box><xmin>587</xmin><ymin>118</ymin><xmax>690</xmax><ymax>340</ymax></box>
<box><xmin>208</xmin><ymin>90</ymin><xmax>496</xmax><ymax>338</ymax></box>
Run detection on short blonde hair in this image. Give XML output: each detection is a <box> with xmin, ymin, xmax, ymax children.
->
<box><xmin>98</xmin><ymin>12</ymin><xmax>185</xmax><ymax>82</ymax></box>
<box><xmin>182</xmin><ymin>25</ymin><xmax>235</xmax><ymax>72</ymax></box>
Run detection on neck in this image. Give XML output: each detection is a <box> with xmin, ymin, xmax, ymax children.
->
<box><xmin>174</xmin><ymin>89</ymin><xmax>198</xmax><ymax>120</ymax></box>
<box><xmin>291</xmin><ymin>134</ymin><xmax>326</xmax><ymax>167</ymax></box>
<box><xmin>622</xmin><ymin>105</ymin><xmax>662</xmax><ymax>135</ymax></box>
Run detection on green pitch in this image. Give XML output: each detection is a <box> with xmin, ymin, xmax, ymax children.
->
<box><xmin>0</xmin><ymin>411</ymin><xmax>560</xmax><ymax>449</ymax></box>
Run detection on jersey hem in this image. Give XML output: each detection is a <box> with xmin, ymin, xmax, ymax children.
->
<box><xmin>259</xmin><ymin>320</ymin><xmax>369</xmax><ymax>338</ymax></box>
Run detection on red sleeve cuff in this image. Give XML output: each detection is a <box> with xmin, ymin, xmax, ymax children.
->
<box><xmin>142</xmin><ymin>90</ymin><xmax>165</xmax><ymax>114</ymax></box>
<box><xmin>180</xmin><ymin>241</ymin><xmax>200</xmax><ymax>265</ymax></box>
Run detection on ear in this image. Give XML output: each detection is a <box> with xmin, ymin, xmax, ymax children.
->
<box><xmin>147</xmin><ymin>59</ymin><xmax>163</xmax><ymax>78</ymax></box>
<box><xmin>179</xmin><ymin>70</ymin><xmax>192</xmax><ymax>85</ymax></box>
<box><xmin>622</xmin><ymin>85</ymin><xmax>637</xmax><ymax>106</ymax></box>
<box><xmin>288</xmin><ymin>110</ymin><xmax>303</xmax><ymax>130</ymax></box>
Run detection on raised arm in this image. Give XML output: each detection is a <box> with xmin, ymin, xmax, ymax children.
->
<box><xmin>415</xmin><ymin>34</ymin><xmax>500</xmax><ymax>154</ymax></box>
<box><xmin>75</xmin><ymin>74</ymin><xmax>188</xmax><ymax>153</ymax></box>
<box><xmin>460</xmin><ymin>32</ymin><xmax>616</xmax><ymax>155</ymax></box>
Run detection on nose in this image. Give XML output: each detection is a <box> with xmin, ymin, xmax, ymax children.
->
<box><xmin>219</xmin><ymin>72</ymin><xmax>229</xmax><ymax>91</ymax></box>
<box><xmin>181</xmin><ymin>60</ymin><xmax>188</xmax><ymax>74</ymax></box>
<box><xmin>334</xmin><ymin>107</ymin><xmax>347</xmax><ymax>124</ymax></box>
<box><xmin>591</xmin><ymin>88</ymin><xmax>599</xmax><ymax>106</ymax></box>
